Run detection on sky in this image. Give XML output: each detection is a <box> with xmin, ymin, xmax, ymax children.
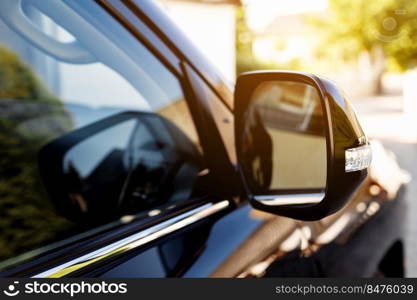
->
<box><xmin>243</xmin><ymin>0</ymin><xmax>328</xmax><ymax>31</ymax></box>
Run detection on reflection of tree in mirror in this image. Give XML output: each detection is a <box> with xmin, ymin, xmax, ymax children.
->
<box><xmin>0</xmin><ymin>45</ymin><xmax>74</xmax><ymax>262</ymax></box>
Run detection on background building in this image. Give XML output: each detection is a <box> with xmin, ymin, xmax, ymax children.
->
<box><xmin>157</xmin><ymin>0</ymin><xmax>241</xmax><ymax>83</ymax></box>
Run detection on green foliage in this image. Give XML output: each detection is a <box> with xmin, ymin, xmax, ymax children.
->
<box><xmin>0</xmin><ymin>46</ymin><xmax>58</xmax><ymax>101</ymax></box>
<box><xmin>309</xmin><ymin>0</ymin><xmax>417</xmax><ymax>70</ymax></box>
<box><xmin>0</xmin><ymin>45</ymin><xmax>74</xmax><ymax>263</ymax></box>
<box><xmin>236</xmin><ymin>53</ymin><xmax>302</xmax><ymax>75</ymax></box>
<box><xmin>236</xmin><ymin>6</ymin><xmax>253</xmax><ymax>58</ymax></box>
<box><xmin>385</xmin><ymin>1</ymin><xmax>417</xmax><ymax>70</ymax></box>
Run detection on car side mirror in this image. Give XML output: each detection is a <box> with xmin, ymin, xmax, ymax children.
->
<box><xmin>234</xmin><ymin>71</ymin><xmax>371</xmax><ymax>220</ymax></box>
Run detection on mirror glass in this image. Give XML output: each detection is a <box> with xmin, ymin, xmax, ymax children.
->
<box><xmin>240</xmin><ymin>80</ymin><xmax>327</xmax><ymax>195</ymax></box>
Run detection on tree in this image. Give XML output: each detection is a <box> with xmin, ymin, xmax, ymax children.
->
<box><xmin>0</xmin><ymin>46</ymin><xmax>74</xmax><ymax>260</ymax></box>
<box><xmin>386</xmin><ymin>1</ymin><xmax>417</xmax><ymax>71</ymax></box>
<box><xmin>309</xmin><ymin>0</ymin><xmax>417</xmax><ymax>94</ymax></box>
<box><xmin>235</xmin><ymin>6</ymin><xmax>302</xmax><ymax>75</ymax></box>
<box><xmin>235</xmin><ymin>5</ymin><xmax>256</xmax><ymax>75</ymax></box>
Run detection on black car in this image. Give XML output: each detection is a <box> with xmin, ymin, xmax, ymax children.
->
<box><xmin>0</xmin><ymin>0</ymin><xmax>408</xmax><ymax>278</ymax></box>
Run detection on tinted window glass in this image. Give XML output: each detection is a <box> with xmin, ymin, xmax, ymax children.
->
<box><xmin>0</xmin><ymin>0</ymin><xmax>205</xmax><ymax>269</ymax></box>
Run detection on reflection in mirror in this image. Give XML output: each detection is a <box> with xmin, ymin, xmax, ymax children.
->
<box><xmin>0</xmin><ymin>0</ymin><xmax>208</xmax><ymax>269</ymax></box>
<box><xmin>241</xmin><ymin>80</ymin><xmax>327</xmax><ymax>196</ymax></box>
<box><xmin>40</xmin><ymin>112</ymin><xmax>205</xmax><ymax>223</ymax></box>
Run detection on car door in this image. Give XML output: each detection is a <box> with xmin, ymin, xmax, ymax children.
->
<box><xmin>92</xmin><ymin>1</ymin><xmax>306</xmax><ymax>278</ymax></box>
<box><xmin>0</xmin><ymin>0</ymin><xmax>241</xmax><ymax>277</ymax></box>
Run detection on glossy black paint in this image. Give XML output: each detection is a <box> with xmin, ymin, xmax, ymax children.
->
<box><xmin>97</xmin><ymin>1</ymin><xmax>404</xmax><ymax>279</ymax></box>
<box><xmin>0</xmin><ymin>0</ymin><xmax>405</xmax><ymax>278</ymax></box>
<box><xmin>120</xmin><ymin>0</ymin><xmax>234</xmax><ymax>109</ymax></box>
<box><xmin>0</xmin><ymin>0</ymin><xmax>239</xmax><ymax>277</ymax></box>
<box><xmin>39</xmin><ymin>112</ymin><xmax>205</xmax><ymax>223</ymax></box>
<box><xmin>235</xmin><ymin>71</ymin><xmax>368</xmax><ymax>220</ymax></box>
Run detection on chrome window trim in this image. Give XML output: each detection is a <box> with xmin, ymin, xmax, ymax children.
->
<box><xmin>33</xmin><ymin>200</ymin><xmax>230</xmax><ymax>278</ymax></box>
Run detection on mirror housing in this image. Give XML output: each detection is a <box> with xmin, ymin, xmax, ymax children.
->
<box><xmin>235</xmin><ymin>71</ymin><xmax>371</xmax><ymax>220</ymax></box>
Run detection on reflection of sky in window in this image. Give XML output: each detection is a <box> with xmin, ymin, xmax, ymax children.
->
<box><xmin>65</xmin><ymin>0</ymin><xmax>184</xmax><ymax>112</ymax></box>
<box><xmin>0</xmin><ymin>0</ymin><xmax>183</xmax><ymax>112</ymax></box>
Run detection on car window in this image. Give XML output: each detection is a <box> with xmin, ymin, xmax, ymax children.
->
<box><xmin>0</xmin><ymin>0</ymin><xmax>206</xmax><ymax>270</ymax></box>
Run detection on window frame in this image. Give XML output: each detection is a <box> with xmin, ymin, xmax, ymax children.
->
<box><xmin>0</xmin><ymin>0</ymin><xmax>231</xmax><ymax>277</ymax></box>
<box><xmin>97</xmin><ymin>0</ymin><xmax>238</xmax><ymax>191</ymax></box>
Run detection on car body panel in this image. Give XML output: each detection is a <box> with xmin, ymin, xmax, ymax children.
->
<box><xmin>0</xmin><ymin>0</ymin><xmax>408</xmax><ymax>278</ymax></box>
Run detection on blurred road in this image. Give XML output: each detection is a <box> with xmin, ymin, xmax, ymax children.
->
<box><xmin>352</xmin><ymin>94</ymin><xmax>417</xmax><ymax>277</ymax></box>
